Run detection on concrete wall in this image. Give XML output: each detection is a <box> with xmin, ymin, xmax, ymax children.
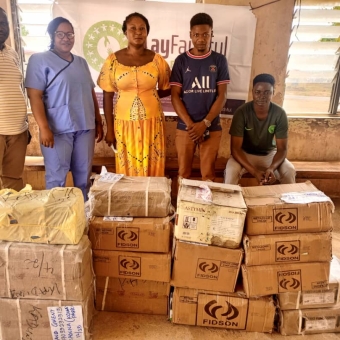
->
<box><xmin>27</xmin><ymin>115</ymin><xmax>340</xmax><ymax>162</ymax></box>
<box><xmin>203</xmin><ymin>0</ymin><xmax>295</xmax><ymax>105</ymax></box>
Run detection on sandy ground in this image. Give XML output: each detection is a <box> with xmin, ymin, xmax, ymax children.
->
<box><xmin>92</xmin><ymin>198</ymin><xmax>340</xmax><ymax>340</ymax></box>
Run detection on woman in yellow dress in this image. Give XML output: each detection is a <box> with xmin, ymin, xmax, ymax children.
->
<box><xmin>97</xmin><ymin>12</ymin><xmax>171</xmax><ymax>177</ymax></box>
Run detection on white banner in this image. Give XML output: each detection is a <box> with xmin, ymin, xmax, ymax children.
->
<box><xmin>53</xmin><ymin>0</ymin><xmax>256</xmax><ymax>114</ymax></box>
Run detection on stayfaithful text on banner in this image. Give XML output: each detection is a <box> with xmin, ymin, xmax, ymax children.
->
<box><xmin>53</xmin><ymin>0</ymin><xmax>256</xmax><ymax>115</ymax></box>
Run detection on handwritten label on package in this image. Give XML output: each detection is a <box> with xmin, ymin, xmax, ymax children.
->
<box><xmin>211</xmin><ymin>216</ymin><xmax>241</xmax><ymax>242</ymax></box>
<box><xmin>281</xmin><ymin>191</ymin><xmax>331</xmax><ymax>204</ymax></box>
<box><xmin>103</xmin><ymin>216</ymin><xmax>134</xmax><ymax>222</ymax></box>
<box><xmin>195</xmin><ymin>185</ymin><xmax>212</xmax><ymax>202</ymax></box>
<box><xmin>98</xmin><ymin>172</ymin><xmax>124</xmax><ymax>184</ymax></box>
<box><xmin>48</xmin><ymin>306</ymin><xmax>85</xmax><ymax>340</ymax></box>
<box><xmin>305</xmin><ymin>317</ymin><xmax>336</xmax><ymax>331</ymax></box>
<box><xmin>302</xmin><ymin>292</ymin><xmax>335</xmax><ymax>305</ymax></box>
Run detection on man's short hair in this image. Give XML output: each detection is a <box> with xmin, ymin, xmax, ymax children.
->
<box><xmin>190</xmin><ymin>13</ymin><xmax>213</xmax><ymax>29</ymax></box>
<box><xmin>253</xmin><ymin>74</ymin><xmax>275</xmax><ymax>87</ymax></box>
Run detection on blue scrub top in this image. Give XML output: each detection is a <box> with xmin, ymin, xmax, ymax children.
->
<box><xmin>25</xmin><ymin>51</ymin><xmax>96</xmax><ymax>134</ymax></box>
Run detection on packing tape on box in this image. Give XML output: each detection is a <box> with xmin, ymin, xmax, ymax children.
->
<box><xmin>107</xmin><ymin>183</ymin><xmax>115</xmax><ymax>216</ymax></box>
<box><xmin>296</xmin><ymin>291</ymin><xmax>301</xmax><ymax>309</ymax></box>
<box><xmin>145</xmin><ymin>177</ymin><xmax>150</xmax><ymax>217</ymax></box>
<box><xmin>4</xmin><ymin>242</ymin><xmax>12</xmax><ymax>297</ymax></box>
<box><xmin>59</xmin><ymin>245</ymin><xmax>67</xmax><ymax>300</ymax></box>
<box><xmin>106</xmin><ymin>177</ymin><xmax>150</xmax><ymax>217</ymax></box>
<box><xmin>298</xmin><ymin>309</ymin><xmax>303</xmax><ymax>334</ymax></box>
<box><xmin>16</xmin><ymin>299</ymin><xmax>23</xmax><ymax>340</ymax></box>
<box><xmin>101</xmin><ymin>276</ymin><xmax>110</xmax><ymax>311</ymax></box>
<box><xmin>334</xmin><ymin>271</ymin><xmax>340</xmax><ymax>304</ymax></box>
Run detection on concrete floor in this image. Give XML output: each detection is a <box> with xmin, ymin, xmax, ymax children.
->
<box><xmin>92</xmin><ymin>198</ymin><xmax>340</xmax><ymax>340</ymax></box>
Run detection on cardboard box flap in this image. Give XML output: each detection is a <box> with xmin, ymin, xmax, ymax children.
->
<box><xmin>181</xmin><ymin>179</ymin><xmax>242</xmax><ymax>193</ymax></box>
<box><xmin>242</xmin><ymin>181</ymin><xmax>334</xmax><ymax>213</ymax></box>
<box><xmin>242</xmin><ymin>181</ymin><xmax>319</xmax><ymax>199</ymax></box>
<box><xmin>179</xmin><ymin>179</ymin><xmax>246</xmax><ymax>209</ymax></box>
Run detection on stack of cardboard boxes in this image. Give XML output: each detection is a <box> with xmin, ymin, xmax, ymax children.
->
<box><xmin>279</xmin><ymin>257</ymin><xmax>340</xmax><ymax>335</ymax></box>
<box><xmin>241</xmin><ymin>181</ymin><xmax>335</xmax><ymax>335</ymax></box>
<box><xmin>88</xmin><ymin>175</ymin><xmax>173</xmax><ymax>315</ymax></box>
<box><xmin>0</xmin><ymin>187</ymin><xmax>94</xmax><ymax>340</ymax></box>
<box><xmin>170</xmin><ymin>179</ymin><xmax>276</xmax><ymax>332</ymax></box>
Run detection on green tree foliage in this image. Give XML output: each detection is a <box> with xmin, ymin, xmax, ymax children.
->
<box><xmin>320</xmin><ymin>6</ymin><xmax>339</xmax><ymax>42</ymax></box>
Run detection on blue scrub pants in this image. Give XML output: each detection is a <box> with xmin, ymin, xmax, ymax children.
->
<box><xmin>41</xmin><ymin>129</ymin><xmax>95</xmax><ymax>201</ymax></box>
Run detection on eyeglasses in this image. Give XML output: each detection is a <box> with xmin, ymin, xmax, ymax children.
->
<box><xmin>55</xmin><ymin>31</ymin><xmax>75</xmax><ymax>40</ymax></box>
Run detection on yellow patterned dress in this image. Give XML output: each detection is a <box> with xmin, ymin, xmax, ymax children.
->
<box><xmin>97</xmin><ymin>53</ymin><xmax>170</xmax><ymax>177</ymax></box>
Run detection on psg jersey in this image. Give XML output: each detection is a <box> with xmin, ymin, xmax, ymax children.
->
<box><xmin>170</xmin><ymin>49</ymin><xmax>230</xmax><ymax>131</ymax></box>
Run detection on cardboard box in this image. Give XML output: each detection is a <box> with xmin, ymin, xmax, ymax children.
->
<box><xmin>175</xmin><ymin>179</ymin><xmax>247</xmax><ymax>248</ymax></box>
<box><xmin>89</xmin><ymin>216</ymin><xmax>171</xmax><ymax>253</ymax></box>
<box><xmin>243</xmin><ymin>232</ymin><xmax>332</xmax><ymax>266</ymax></box>
<box><xmin>0</xmin><ymin>187</ymin><xmax>86</xmax><ymax>244</ymax></box>
<box><xmin>242</xmin><ymin>181</ymin><xmax>334</xmax><ymax>235</ymax></box>
<box><xmin>242</xmin><ymin>261</ymin><xmax>330</xmax><ymax>297</ymax></box>
<box><xmin>0</xmin><ymin>285</ymin><xmax>94</xmax><ymax>340</ymax></box>
<box><xmin>278</xmin><ymin>256</ymin><xmax>340</xmax><ymax>310</ymax></box>
<box><xmin>171</xmin><ymin>287</ymin><xmax>275</xmax><ymax>332</ymax></box>
<box><xmin>89</xmin><ymin>175</ymin><xmax>172</xmax><ymax>217</ymax></box>
<box><xmin>0</xmin><ymin>236</ymin><xmax>93</xmax><ymax>301</ymax></box>
<box><xmin>93</xmin><ymin>249</ymin><xmax>171</xmax><ymax>282</ymax></box>
<box><xmin>280</xmin><ymin>307</ymin><xmax>340</xmax><ymax>335</ymax></box>
<box><xmin>171</xmin><ymin>240</ymin><xmax>243</xmax><ymax>292</ymax></box>
<box><xmin>95</xmin><ymin>276</ymin><xmax>169</xmax><ymax>315</ymax></box>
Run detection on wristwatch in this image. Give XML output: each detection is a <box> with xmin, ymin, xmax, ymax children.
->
<box><xmin>203</xmin><ymin>119</ymin><xmax>211</xmax><ymax>128</ymax></box>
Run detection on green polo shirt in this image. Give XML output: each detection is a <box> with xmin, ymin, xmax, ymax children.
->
<box><xmin>229</xmin><ymin>101</ymin><xmax>288</xmax><ymax>155</ymax></box>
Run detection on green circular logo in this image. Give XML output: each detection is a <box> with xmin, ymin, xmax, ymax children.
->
<box><xmin>83</xmin><ymin>21</ymin><xmax>128</xmax><ymax>72</ymax></box>
<box><xmin>268</xmin><ymin>125</ymin><xmax>276</xmax><ymax>134</ymax></box>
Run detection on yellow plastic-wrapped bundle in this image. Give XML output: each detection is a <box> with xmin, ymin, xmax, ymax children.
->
<box><xmin>0</xmin><ymin>186</ymin><xmax>86</xmax><ymax>244</ymax></box>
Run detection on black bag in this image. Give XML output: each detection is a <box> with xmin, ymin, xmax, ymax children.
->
<box><xmin>27</xmin><ymin>128</ymin><xmax>32</xmax><ymax>144</ymax></box>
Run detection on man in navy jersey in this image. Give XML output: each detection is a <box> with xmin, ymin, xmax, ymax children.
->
<box><xmin>170</xmin><ymin>13</ymin><xmax>230</xmax><ymax>182</ymax></box>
